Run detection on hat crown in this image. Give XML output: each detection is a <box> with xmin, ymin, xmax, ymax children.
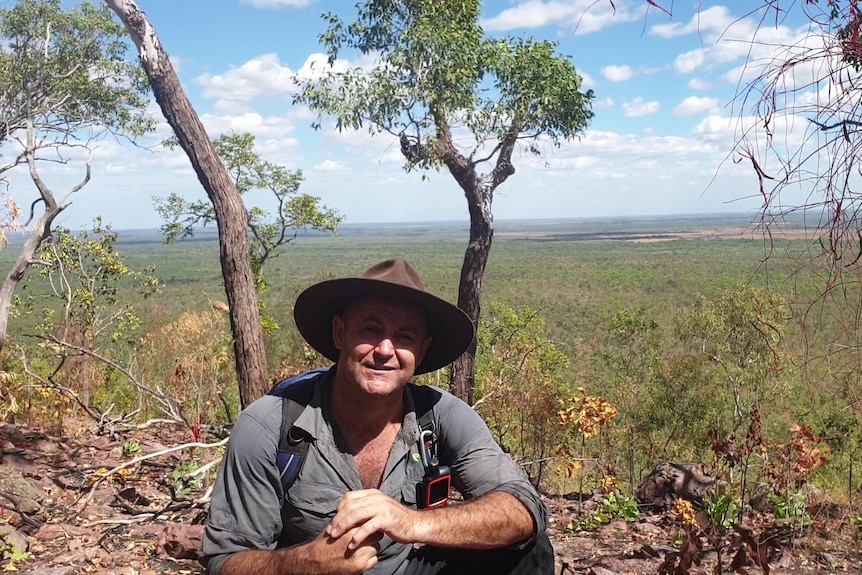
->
<box><xmin>362</xmin><ymin>259</ymin><xmax>425</xmax><ymax>292</ymax></box>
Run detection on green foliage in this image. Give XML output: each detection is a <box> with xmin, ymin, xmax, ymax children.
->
<box><xmin>675</xmin><ymin>284</ymin><xmax>791</xmax><ymax>429</ymax></box>
<box><xmin>13</xmin><ymin>219</ymin><xmax>161</xmax><ymax>426</ymax></box>
<box><xmin>699</xmin><ymin>493</ymin><xmax>741</xmax><ymax>532</ymax></box>
<box><xmin>172</xmin><ymin>459</ymin><xmax>203</xmax><ymax>498</ymax></box>
<box><xmin>600</xmin><ymin>491</ymin><xmax>641</xmax><ymax>520</ymax></box>
<box><xmin>768</xmin><ymin>490</ymin><xmax>811</xmax><ymax>526</ymax></box>
<box><xmin>296</xmin><ymin>0</ymin><xmax>593</xmax><ymax>171</ymax></box>
<box><xmin>570</xmin><ymin>491</ymin><xmax>640</xmax><ymax>532</ymax></box>
<box><xmin>18</xmin><ymin>218</ymin><xmax>161</xmax><ymax>345</ymax></box>
<box><xmin>0</xmin><ymin>528</ymin><xmax>30</xmax><ymax>564</ymax></box>
<box><xmin>156</xmin><ymin>132</ymin><xmax>342</xmax><ymax>292</ymax></box>
<box><xmin>474</xmin><ymin>301</ymin><xmax>570</xmax><ymax>485</ymax></box>
<box><xmin>0</xmin><ymin>0</ymin><xmax>153</xmax><ymax>142</ymax></box>
<box><xmin>121</xmin><ymin>440</ymin><xmax>140</xmax><ymax>456</ymax></box>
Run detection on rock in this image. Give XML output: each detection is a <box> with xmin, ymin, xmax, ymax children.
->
<box><xmin>158</xmin><ymin>522</ymin><xmax>203</xmax><ymax>560</ymax></box>
<box><xmin>636</xmin><ymin>462</ymin><xmax>725</xmax><ymax>509</ymax></box>
<box><xmin>18</xmin><ymin>568</ymin><xmax>78</xmax><ymax>575</ymax></box>
<box><xmin>748</xmin><ymin>482</ymin><xmax>772</xmax><ymax>511</ymax></box>
<box><xmin>33</xmin><ymin>523</ymin><xmax>91</xmax><ymax>541</ymax></box>
<box><xmin>0</xmin><ymin>464</ymin><xmax>43</xmax><ymax>514</ymax></box>
<box><xmin>1</xmin><ymin>525</ymin><xmax>29</xmax><ymax>557</ymax></box>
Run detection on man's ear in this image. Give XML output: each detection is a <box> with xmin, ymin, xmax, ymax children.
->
<box><xmin>332</xmin><ymin>314</ymin><xmax>344</xmax><ymax>351</ymax></box>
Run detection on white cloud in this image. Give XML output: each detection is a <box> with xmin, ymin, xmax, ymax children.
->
<box><xmin>673</xmin><ymin>96</ymin><xmax>719</xmax><ymax>116</ymax></box>
<box><xmin>601</xmin><ymin>65</ymin><xmax>634</xmax><ymax>82</ymax></box>
<box><xmin>622</xmin><ymin>97</ymin><xmax>660</xmax><ymax>117</ymax></box>
<box><xmin>197</xmin><ymin>52</ymin><xmax>371</xmax><ymax>112</ymax></box>
<box><xmin>593</xmin><ymin>97</ymin><xmax>614</xmax><ymax>109</ymax></box>
<box><xmin>313</xmin><ymin>160</ymin><xmax>347</xmax><ymax>172</ymax></box>
<box><xmin>481</xmin><ymin>0</ymin><xmax>639</xmax><ymax>34</ymax></box>
<box><xmin>650</xmin><ymin>6</ymin><xmax>733</xmax><ymax>39</ymax></box>
<box><xmin>688</xmin><ymin>78</ymin><xmax>712</xmax><ymax>90</ymax></box>
<box><xmin>674</xmin><ymin>50</ymin><xmax>706</xmax><ymax>74</ymax></box>
<box><xmin>240</xmin><ymin>0</ymin><xmax>316</xmax><ymax>7</ymax></box>
<box><xmin>578</xmin><ymin>70</ymin><xmax>596</xmax><ymax>89</ymax></box>
<box><xmin>197</xmin><ymin>53</ymin><xmax>296</xmax><ymax>104</ymax></box>
<box><xmin>655</xmin><ymin>5</ymin><xmax>813</xmax><ymax>77</ymax></box>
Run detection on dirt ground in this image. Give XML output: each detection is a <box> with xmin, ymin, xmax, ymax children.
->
<box><xmin>2</xmin><ymin>421</ymin><xmax>860</xmax><ymax>575</ymax></box>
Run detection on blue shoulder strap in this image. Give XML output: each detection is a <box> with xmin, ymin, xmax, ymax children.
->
<box><xmin>270</xmin><ymin>371</ymin><xmax>441</xmax><ymax>496</ymax></box>
<box><xmin>269</xmin><ymin>368</ymin><xmax>329</xmax><ymax>494</ymax></box>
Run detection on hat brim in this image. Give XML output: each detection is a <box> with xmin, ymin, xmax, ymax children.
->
<box><xmin>294</xmin><ymin>277</ymin><xmax>474</xmax><ymax>375</ymax></box>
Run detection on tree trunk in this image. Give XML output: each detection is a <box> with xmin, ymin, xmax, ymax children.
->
<box><xmin>0</xmin><ymin>121</ymin><xmax>80</xmax><ymax>354</ymax></box>
<box><xmin>106</xmin><ymin>0</ymin><xmax>268</xmax><ymax>408</ymax></box>
<box><xmin>449</xmin><ymin>177</ymin><xmax>494</xmax><ymax>405</ymax></box>
<box><xmin>0</xmin><ymin>212</ymin><xmax>59</xmax><ymax>352</ymax></box>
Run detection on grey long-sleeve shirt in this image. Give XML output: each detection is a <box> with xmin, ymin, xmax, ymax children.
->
<box><xmin>201</xmin><ymin>369</ymin><xmax>547</xmax><ymax>575</ymax></box>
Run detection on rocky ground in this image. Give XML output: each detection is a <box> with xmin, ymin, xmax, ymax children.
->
<box><xmin>1</xmin><ymin>421</ymin><xmax>860</xmax><ymax>575</ymax></box>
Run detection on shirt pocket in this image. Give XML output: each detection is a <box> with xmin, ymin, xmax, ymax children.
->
<box><xmin>281</xmin><ymin>481</ymin><xmax>345</xmax><ymax>544</ymax></box>
<box><xmin>400</xmin><ymin>469</ymin><xmax>425</xmax><ymax>509</ymax></box>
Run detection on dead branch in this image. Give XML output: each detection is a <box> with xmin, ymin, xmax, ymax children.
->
<box><xmin>80</xmin><ymin>436</ymin><xmax>229</xmax><ymax>511</ymax></box>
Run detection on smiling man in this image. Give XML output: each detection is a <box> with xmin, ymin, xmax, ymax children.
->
<box><xmin>201</xmin><ymin>258</ymin><xmax>554</xmax><ymax>575</ymax></box>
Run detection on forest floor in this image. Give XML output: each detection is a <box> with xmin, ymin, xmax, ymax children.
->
<box><xmin>2</xmin><ymin>421</ymin><xmax>861</xmax><ymax>575</ymax></box>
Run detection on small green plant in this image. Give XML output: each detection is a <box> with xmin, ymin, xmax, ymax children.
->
<box><xmin>769</xmin><ymin>490</ymin><xmax>811</xmax><ymax>527</ymax></box>
<box><xmin>569</xmin><ymin>491</ymin><xmax>640</xmax><ymax>532</ymax></box>
<box><xmin>600</xmin><ymin>491</ymin><xmax>641</xmax><ymax>520</ymax></box>
<box><xmin>121</xmin><ymin>440</ymin><xmax>140</xmax><ymax>456</ymax></box>
<box><xmin>172</xmin><ymin>459</ymin><xmax>204</xmax><ymax>498</ymax></box>
<box><xmin>700</xmin><ymin>493</ymin><xmax>741</xmax><ymax>532</ymax></box>
<box><xmin>850</xmin><ymin>516</ymin><xmax>862</xmax><ymax>540</ymax></box>
<box><xmin>0</xmin><ymin>530</ymin><xmax>31</xmax><ymax>567</ymax></box>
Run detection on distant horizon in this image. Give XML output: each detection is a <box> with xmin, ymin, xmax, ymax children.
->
<box><xmin>5</xmin><ymin>210</ymin><xmax>780</xmax><ymax>238</ymax></box>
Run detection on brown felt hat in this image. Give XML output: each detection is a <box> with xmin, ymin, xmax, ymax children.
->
<box><xmin>293</xmin><ymin>258</ymin><xmax>474</xmax><ymax>375</ymax></box>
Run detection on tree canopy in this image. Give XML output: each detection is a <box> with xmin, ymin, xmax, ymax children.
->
<box><xmin>296</xmin><ymin>0</ymin><xmax>594</xmax><ymax>402</ymax></box>
<box><xmin>0</xmin><ymin>0</ymin><xmax>153</xmax><ymax>353</ymax></box>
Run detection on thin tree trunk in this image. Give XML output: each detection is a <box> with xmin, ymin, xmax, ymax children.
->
<box><xmin>106</xmin><ymin>0</ymin><xmax>268</xmax><ymax>408</ymax></box>
<box><xmin>0</xmin><ymin>121</ymin><xmax>84</xmax><ymax>353</ymax></box>
<box><xmin>450</xmin><ymin>178</ymin><xmax>494</xmax><ymax>405</ymax></box>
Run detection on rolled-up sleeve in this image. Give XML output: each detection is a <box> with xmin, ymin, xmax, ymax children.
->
<box><xmin>201</xmin><ymin>397</ymin><xmax>284</xmax><ymax>575</ymax></box>
<box><xmin>434</xmin><ymin>392</ymin><xmax>548</xmax><ymax>538</ymax></box>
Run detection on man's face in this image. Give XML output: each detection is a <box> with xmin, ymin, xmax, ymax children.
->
<box><xmin>332</xmin><ymin>295</ymin><xmax>432</xmax><ymax>398</ymax></box>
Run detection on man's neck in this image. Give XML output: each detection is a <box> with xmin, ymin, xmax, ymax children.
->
<box><xmin>330</xmin><ymin>379</ymin><xmax>405</xmax><ymax>442</ymax></box>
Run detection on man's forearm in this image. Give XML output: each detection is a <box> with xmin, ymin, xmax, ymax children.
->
<box><xmin>220</xmin><ymin>546</ymin><xmax>299</xmax><ymax>575</ymax></box>
<box><xmin>411</xmin><ymin>491</ymin><xmax>535</xmax><ymax>549</ymax></box>
<box><xmin>218</xmin><ymin>527</ymin><xmax>379</xmax><ymax>575</ymax></box>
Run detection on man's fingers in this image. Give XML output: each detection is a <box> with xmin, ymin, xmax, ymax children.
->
<box><xmin>347</xmin><ymin>517</ymin><xmax>383</xmax><ymax>549</ymax></box>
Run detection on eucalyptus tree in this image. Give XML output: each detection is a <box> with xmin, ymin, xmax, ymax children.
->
<box><xmin>156</xmin><ymin>131</ymin><xmax>342</xmax><ymax>294</ymax></box>
<box><xmin>0</xmin><ymin>0</ymin><xmax>152</xmax><ymax>352</ymax></box>
<box><xmin>106</xmin><ymin>0</ymin><xmax>270</xmax><ymax>408</ymax></box>
<box><xmin>296</xmin><ymin>0</ymin><xmax>594</xmax><ymax>404</ymax></box>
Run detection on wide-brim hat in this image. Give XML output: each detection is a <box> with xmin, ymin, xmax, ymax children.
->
<box><xmin>294</xmin><ymin>258</ymin><xmax>474</xmax><ymax>375</ymax></box>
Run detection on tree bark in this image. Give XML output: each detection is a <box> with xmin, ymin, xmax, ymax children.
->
<box><xmin>450</xmin><ymin>177</ymin><xmax>494</xmax><ymax>405</ymax></box>
<box><xmin>105</xmin><ymin>0</ymin><xmax>268</xmax><ymax>408</ymax></box>
<box><xmin>0</xmin><ymin>121</ymin><xmax>83</xmax><ymax>353</ymax></box>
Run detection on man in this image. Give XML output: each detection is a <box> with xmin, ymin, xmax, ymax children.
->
<box><xmin>202</xmin><ymin>258</ymin><xmax>554</xmax><ymax>574</ymax></box>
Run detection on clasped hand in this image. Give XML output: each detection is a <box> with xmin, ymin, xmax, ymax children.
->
<box><xmin>306</xmin><ymin>489</ymin><xmax>418</xmax><ymax>574</ymax></box>
<box><xmin>328</xmin><ymin>488</ymin><xmax>419</xmax><ymax>549</ymax></box>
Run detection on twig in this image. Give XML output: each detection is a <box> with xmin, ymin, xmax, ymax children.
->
<box><xmin>80</xmin><ymin>437</ymin><xmax>228</xmax><ymax>510</ymax></box>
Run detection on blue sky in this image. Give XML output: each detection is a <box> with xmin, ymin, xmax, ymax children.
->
<box><xmin>4</xmin><ymin>0</ymin><xmax>822</xmax><ymax>231</ymax></box>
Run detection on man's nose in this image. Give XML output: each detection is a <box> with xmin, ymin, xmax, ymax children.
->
<box><xmin>374</xmin><ymin>337</ymin><xmax>395</xmax><ymax>355</ymax></box>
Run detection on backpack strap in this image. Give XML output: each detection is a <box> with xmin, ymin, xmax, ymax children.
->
<box><xmin>411</xmin><ymin>384</ymin><xmax>441</xmax><ymax>463</ymax></box>
<box><xmin>269</xmin><ymin>368</ymin><xmax>329</xmax><ymax>494</ymax></box>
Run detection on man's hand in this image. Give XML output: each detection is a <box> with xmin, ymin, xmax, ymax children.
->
<box><xmin>220</xmin><ymin>525</ymin><xmax>381</xmax><ymax>575</ymax></box>
<box><xmin>304</xmin><ymin>525</ymin><xmax>382</xmax><ymax>574</ymax></box>
<box><xmin>328</xmin><ymin>489</ymin><xmax>419</xmax><ymax>550</ymax></box>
